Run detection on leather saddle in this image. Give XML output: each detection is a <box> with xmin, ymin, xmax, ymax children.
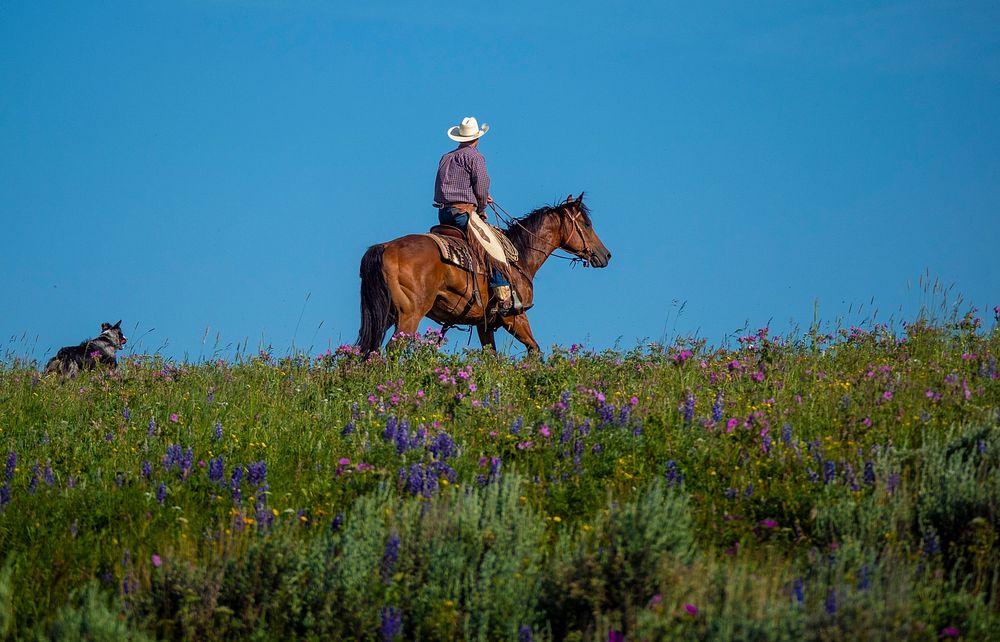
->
<box><xmin>429</xmin><ymin>224</ymin><xmax>465</xmax><ymax>241</ymax></box>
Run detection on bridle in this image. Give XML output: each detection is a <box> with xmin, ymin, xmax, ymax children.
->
<box><xmin>489</xmin><ymin>200</ymin><xmax>594</xmax><ymax>266</ymax></box>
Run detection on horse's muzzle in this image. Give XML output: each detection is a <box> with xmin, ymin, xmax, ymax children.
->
<box><xmin>589</xmin><ymin>248</ymin><xmax>611</xmax><ymax>268</ymax></box>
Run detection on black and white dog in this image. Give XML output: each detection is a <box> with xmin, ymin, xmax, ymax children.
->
<box><xmin>45</xmin><ymin>320</ymin><xmax>127</xmax><ymax>377</ymax></box>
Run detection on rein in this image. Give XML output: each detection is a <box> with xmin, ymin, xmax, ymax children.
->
<box><xmin>489</xmin><ymin>201</ymin><xmax>590</xmax><ymax>266</ymax></box>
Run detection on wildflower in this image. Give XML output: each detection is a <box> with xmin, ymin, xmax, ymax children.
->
<box><xmin>208</xmin><ymin>457</ymin><xmax>225</xmax><ymax>484</ymax></box>
<box><xmin>863</xmin><ymin>461</ymin><xmax>875</xmax><ymax>486</ymax></box>
<box><xmin>608</xmin><ymin>632</ymin><xmax>625</xmax><ymax>642</ymax></box>
<box><xmin>147</xmin><ymin>418</ymin><xmax>157</xmax><ymax>437</ymax></box>
<box><xmin>28</xmin><ymin>465</ymin><xmax>39</xmax><ymax>494</ymax></box>
<box><xmin>5</xmin><ymin>452</ymin><xmax>15</xmax><ymax>481</ymax></box>
<box><xmin>43</xmin><ymin>464</ymin><xmax>55</xmax><ymax>486</ymax></box>
<box><xmin>684</xmin><ymin>603</ymin><xmax>698</xmax><ymax>616</ymax></box>
<box><xmin>510</xmin><ymin>416</ymin><xmax>523</xmax><ymax>435</ymax></box>
<box><xmin>246</xmin><ymin>461</ymin><xmax>267</xmax><ymax>487</ymax></box>
<box><xmin>681</xmin><ymin>394</ymin><xmax>695</xmax><ymax>424</ymax></box>
<box><xmin>380</xmin><ymin>606</ymin><xmax>402</xmax><ymax>641</ymax></box>
<box><xmin>429</xmin><ymin>432</ymin><xmax>457</xmax><ymax>459</ymax></box>
<box><xmin>230</xmin><ymin>467</ymin><xmax>243</xmax><ymax>503</ymax></box>
<box><xmin>759</xmin><ymin>518</ymin><xmax>778</xmax><ymax>529</ymax></box>
<box><xmin>341</xmin><ymin>421</ymin><xmax>355</xmax><ymax>437</ymax></box>
<box><xmin>711</xmin><ymin>393</ymin><xmax>724</xmax><ymax>422</ymax></box>
<box><xmin>156</xmin><ymin>483</ymin><xmax>167</xmax><ymax>505</ymax></box>
<box><xmin>939</xmin><ymin>627</ymin><xmax>961</xmax><ymax>639</ymax></box>
<box><xmin>539</xmin><ymin>425</ymin><xmax>551</xmax><ymax>438</ymax></box>
<box><xmin>725</xmin><ymin>417</ymin><xmax>739</xmax><ymax>433</ymax></box>
<box><xmin>331</xmin><ymin>512</ymin><xmax>344</xmax><ymax>532</ymax></box>
<box><xmin>792</xmin><ymin>578</ymin><xmax>804</xmax><ymax>604</ymax></box>
<box><xmin>213</xmin><ymin>421</ymin><xmax>223</xmax><ymax>441</ymax></box>
<box><xmin>923</xmin><ymin>530</ymin><xmax>940</xmax><ymax>556</ymax></box>
<box><xmin>151</xmin><ymin>554</ymin><xmax>162</xmax><ymax>568</ymax></box>
<box><xmin>519</xmin><ymin>625</ymin><xmax>533</xmax><ymax>642</ymax></box>
<box><xmin>825</xmin><ymin>589</ymin><xmax>837</xmax><ymax>615</ymax></box>
<box><xmin>665</xmin><ymin>460</ymin><xmax>684</xmax><ymax>487</ymax></box>
<box><xmin>169</xmin><ymin>413</ymin><xmax>179</xmax><ymax>423</ymax></box>
<box><xmin>648</xmin><ymin>594</ymin><xmax>663</xmax><ymax>608</ymax></box>
<box><xmin>823</xmin><ymin>460</ymin><xmax>836</xmax><ymax>484</ymax></box>
<box><xmin>781</xmin><ymin>423</ymin><xmax>793</xmax><ymax>445</ymax></box>
<box><xmin>122</xmin><ymin>405</ymin><xmax>130</xmax><ymax>420</ymax></box>
<box><xmin>0</xmin><ymin>483</ymin><xmax>9</xmax><ymax>510</ymax></box>
<box><xmin>882</xmin><ymin>390</ymin><xmax>893</xmax><ymax>401</ymax></box>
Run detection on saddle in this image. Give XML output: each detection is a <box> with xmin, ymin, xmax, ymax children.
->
<box><xmin>423</xmin><ymin>227</ymin><xmax>483</xmax><ymax>274</ymax></box>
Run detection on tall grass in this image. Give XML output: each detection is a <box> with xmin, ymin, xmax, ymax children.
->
<box><xmin>1</xmin><ymin>309</ymin><xmax>998</xmax><ymax>640</ymax></box>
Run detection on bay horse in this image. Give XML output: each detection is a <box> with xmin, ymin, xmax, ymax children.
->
<box><xmin>356</xmin><ymin>193</ymin><xmax>611</xmax><ymax>354</ymax></box>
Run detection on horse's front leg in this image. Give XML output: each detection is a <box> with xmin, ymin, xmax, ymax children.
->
<box><xmin>499</xmin><ymin>314</ymin><xmax>540</xmax><ymax>354</ymax></box>
<box><xmin>477</xmin><ymin>325</ymin><xmax>496</xmax><ymax>351</ymax></box>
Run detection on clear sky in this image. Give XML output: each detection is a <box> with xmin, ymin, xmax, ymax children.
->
<box><xmin>2</xmin><ymin>1</ymin><xmax>998</xmax><ymax>361</ymax></box>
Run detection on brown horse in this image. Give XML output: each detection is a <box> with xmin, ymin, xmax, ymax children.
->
<box><xmin>356</xmin><ymin>193</ymin><xmax>612</xmax><ymax>354</ymax></box>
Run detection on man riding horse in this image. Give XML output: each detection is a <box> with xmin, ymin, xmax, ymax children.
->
<box><xmin>434</xmin><ymin>116</ymin><xmax>521</xmax><ymax>317</ymax></box>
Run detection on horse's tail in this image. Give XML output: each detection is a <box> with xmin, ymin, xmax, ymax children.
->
<box><xmin>356</xmin><ymin>244</ymin><xmax>396</xmax><ymax>355</ymax></box>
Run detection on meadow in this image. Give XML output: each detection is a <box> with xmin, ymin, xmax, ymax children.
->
<box><xmin>1</xmin><ymin>309</ymin><xmax>999</xmax><ymax>641</ymax></box>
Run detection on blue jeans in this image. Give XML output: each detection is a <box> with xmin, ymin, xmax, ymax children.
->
<box><xmin>437</xmin><ymin>208</ymin><xmax>509</xmax><ymax>288</ymax></box>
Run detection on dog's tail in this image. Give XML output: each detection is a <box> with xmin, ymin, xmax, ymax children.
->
<box><xmin>356</xmin><ymin>244</ymin><xmax>396</xmax><ymax>355</ymax></box>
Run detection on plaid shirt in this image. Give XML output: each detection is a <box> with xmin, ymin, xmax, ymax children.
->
<box><xmin>434</xmin><ymin>144</ymin><xmax>490</xmax><ymax>211</ymax></box>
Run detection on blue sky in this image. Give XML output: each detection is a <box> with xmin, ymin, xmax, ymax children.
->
<box><xmin>2</xmin><ymin>1</ymin><xmax>998</xmax><ymax>360</ymax></box>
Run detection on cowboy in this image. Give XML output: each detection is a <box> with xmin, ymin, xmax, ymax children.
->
<box><xmin>434</xmin><ymin>116</ymin><xmax>520</xmax><ymax>316</ymax></box>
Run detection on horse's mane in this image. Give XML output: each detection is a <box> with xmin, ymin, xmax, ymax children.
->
<box><xmin>503</xmin><ymin>199</ymin><xmax>591</xmax><ymax>250</ymax></box>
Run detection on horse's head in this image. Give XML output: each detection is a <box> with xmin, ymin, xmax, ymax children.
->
<box><xmin>558</xmin><ymin>193</ymin><xmax>612</xmax><ymax>268</ymax></box>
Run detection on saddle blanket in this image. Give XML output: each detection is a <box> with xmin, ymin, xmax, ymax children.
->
<box><xmin>422</xmin><ymin>234</ymin><xmax>484</xmax><ymax>274</ymax></box>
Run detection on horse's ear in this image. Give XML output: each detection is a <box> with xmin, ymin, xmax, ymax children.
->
<box><xmin>114</xmin><ymin>320</ymin><xmax>121</xmax><ymax>328</ymax></box>
<box><xmin>566</xmin><ymin>194</ymin><xmax>574</xmax><ymax>203</ymax></box>
<box><xmin>576</xmin><ymin>192</ymin><xmax>585</xmax><ymax>203</ymax></box>
<box><xmin>101</xmin><ymin>322</ymin><xmax>111</xmax><ymax>330</ymax></box>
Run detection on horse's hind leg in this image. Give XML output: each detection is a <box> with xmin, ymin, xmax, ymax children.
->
<box><xmin>383</xmin><ymin>245</ymin><xmax>436</xmax><ymax>337</ymax></box>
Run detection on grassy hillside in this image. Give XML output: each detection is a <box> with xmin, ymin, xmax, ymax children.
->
<box><xmin>1</xmin><ymin>312</ymin><xmax>999</xmax><ymax>640</ymax></box>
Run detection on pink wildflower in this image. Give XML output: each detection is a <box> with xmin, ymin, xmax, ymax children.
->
<box><xmin>939</xmin><ymin>627</ymin><xmax>960</xmax><ymax>639</ymax></box>
<box><xmin>151</xmin><ymin>554</ymin><xmax>162</xmax><ymax>568</ymax></box>
<box><xmin>338</xmin><ymin>458</ymin><xmax>350</xmax><ymax>466</ymax></box>
<box><xmin>539</xmin><ymin>425</ymin><xmax>551</xmax><ymax>438</ymax></box>
<box><xmin>759</xmin><ymin>518</ymin><xmax>778</xmax><ymax>529</ymax></box>
<box><xmin>685</xmin><ymin>603</ymin><xmax>698</xmax><ymax>616</ymax></box>
<box><xmin>169</xmin><ymin>413</ymin><xmax>179</xmax><ymax>423</ymax></box>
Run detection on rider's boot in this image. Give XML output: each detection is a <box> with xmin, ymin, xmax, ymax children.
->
<box><xmin>491</xmin><ymin>285</ymin><xmax>522</xmax><ymax>317</ymax></box>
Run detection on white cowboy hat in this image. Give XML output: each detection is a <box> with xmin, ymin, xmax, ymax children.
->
<box><xmin>447</xmin><ymin>116</ymin><xmax>489</xmax><ymax>142</ymax></box>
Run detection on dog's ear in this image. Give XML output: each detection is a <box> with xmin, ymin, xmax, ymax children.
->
<box><xmin>101</xmin><ymin>322</ymin><xmax>111</xmax><ymax>330</ymax></box>
<box><xmin>114</xmin><ymin>320</ymin><xmax>121</xmax><ymax>328</ymax></box>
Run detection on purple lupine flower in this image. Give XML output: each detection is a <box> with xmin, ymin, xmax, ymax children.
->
<box><xmin>5</xmin><ymin>452</ymin><xmax>15</xmax><ymax>481</ymax></box>
<box><xmin>488</xmin><ymin>456</ymin><xmax>502</xmax><ymax>481</ymax></box>
<box><xmin>230</xmin><ymin>466</ymin><xmax>244</xmax><ymax>503</ymax></box>
<box><xmin>331</xmin><ymin>512</ymin><xmax>344</xmax><ymax>533</ymax></box>
<box><xmin>857</xmin><ymin>565</ymin><xmax>871</xmax><ymax>590</ymax></box>
<box><xmin>429</xmin><ymin>432</ymin><xmax>457</xmax><ymax>460</ymax></box>
<box><xmin>744</xmin><ymin>482</ymin><xmax>754</xmax><ymax>498</ymax></box>
<box><xmin>122</xmin><ymin>405</ymin><xmax>131</xmax><ymax>420</ymax></box>
<box><xmin>560</xmin><ymin>420</ymin><xmax>573</xmax><ymax>444</ymax></box>
<box><xmin>0</xmin><ymin>483</ymin><xmax>9</xmax><ymax>509</ymax></box>
<box><xmin>380</xmin><ymin>605</ymin><xmax>402</xmax><ymax>641</ymax></box>
<box><xmin>712</xmin><ymin>392</ymin><xmax>724</xmax><ymax>422</ymax></box>
<box><xmin>682</xmin><ymin>394</ymin><xmax>695</xmax><ymax>424</ymax></box>
<box><xmin>724</xmin><ymin>488</ymin><xmax>737</xmax><ymax>499</ymax></box>
<box><xmin>208</xmin><ymin>457</ymin><xmax>225</xmax><ymax>484</ymax></box>
<box><xmin>156</xmin><ymin>483</ymin><xmax>167</xmax><ymax>504</ymax></box>
<box><xmin>598</xmin><ymin>402</ymin><xmax>616</xmax><ymax>426</ymax></box>
<box><xmin>341</xmin><ymin>421</ymin><xmax>355</xmax><ymax>437</ymax></box>
<box><xmin>510</xmin><ymin>416</ymin><xmax>523</xmax><ymax>436</ymax></box>
<box><xmin>519</xmin><ymin>625</ymin><xmax>533</xmax><ymax>642</ymax></box>
<box><xmin>394</xmin><ymin>421</ymin><xmax>412</xmax><ymax>455</ymax></box>
<box><xmin>381</xmin><ymin>533</ymin><xmax>400</xmax><ymax>584</ymax></box>
<box><xmin>887</xmin><ymin>472</ymin><xmax>900</xmax><ymax>494</ymax></box>
<box><xmin>823</xmin><ymin>460</ymin><xmax>836</xmax><ymax>484</ymax></box>
<box><xmin>665</xmin><ymin>460</ymin><xmax>684</xmax><ymax>487</ymax></box>
<box><xmin>863</xmin><ymin>461</ymin><xmax>876</xmax><ymax>486</ymax></box>
<box><xmin>781</xmin><ymin>423</ymin><xmax>793</xmax><ymax>446</ymax></box>
<box><xmin>28</xmin><ymin>465</ymin><xmax>40</xmax><ymax>494</ymax></box>
<box><xmin>578</xmin><ymin>418</ymin><xmax>591</xmax><ymax>437</ymax></box>
<box><xmin>213</xmin><ymin>421</ymin><xmax>223</xmax><ymax>441</ymax></box>
<box><xmin>44</xmin><ymin>464</ymin><xmax>55</xmax><ymax>486</ymax></box>
<box><xmin>383</xmin><ymin>416</ymin><xmax>398</xmax><ymax>443</ymax></box>
<box><xmin>141</xmin><ymin>460</ymin><xmax>152</xmax><ymax>480</ymax></box>
<box><xmin>761</xmin><ymin>433</ymin><xmax>773</xmax><ymax>454</ymax></box>
<box><xmin>147</xmin><ymin>418</ymin><xmax>157</xmax><ymax>437</ymax></box>
<box><xmin>162</xmin><ymin>444</ymin><xmax>180</xmax><ymax>472</ymax></box>
<box><xmin>825</xmin><ymin>589</ymin><xmax>837</xmax><ymax>615</ymax></box>
<box><xmin>180</xmin><ymin>447</ymin><xmax>194</xmax><ymax>478</ymax></box>
<box><xmin>618</xmin><ymin>405</ymin><xmax>631</xmax><ymax>427</ymax></box>
<box><xmin>247</xmin><ymin>461</ymin><xmax>267</xmax><ymax>486</ymax></box>
<box><xmin>592</xmin><ymin>443</ymin><xmax>603</xmax><ymax>454</ymax></box>
<box><xmin>792</xmin><ymin>577</ymin><xmax>804</xmax><ymax>604</ymax></box>
<box><xmin>978</xmin><ymin>440</ymin><xmax>987</xmax><ymax>455</ymax></box>
<box><xmin>806</xmin><ymin>468</ymin><xmax>819</xmax><ymax>482</ymax></box>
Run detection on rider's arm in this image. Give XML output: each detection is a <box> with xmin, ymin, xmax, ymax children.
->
<box><xmin>469</xmin><ymin>150</ymin><xmax>491</xmax><ymax>213</ymax></box>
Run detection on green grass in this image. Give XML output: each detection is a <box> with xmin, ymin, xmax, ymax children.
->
<box><xmin>1</xmin><ymin>311</ymin><xmax>999</xmax><ymax>640</ymax></box>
